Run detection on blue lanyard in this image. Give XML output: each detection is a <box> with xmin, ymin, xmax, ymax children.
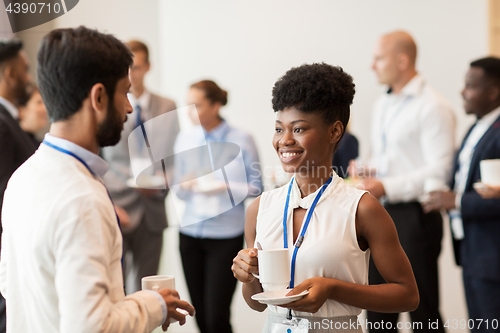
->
<box><xmin>42</xmin><ymin>140</ymin><xmax>121</xmax><ymax>227</ymax></box>
<box><xmin>282</xmin><ymin>176</ymin><xmax>332</xmax><ymax>288</ymax></box>
<box><xmin>42</xmin><ymin>140</ymin><xmax>124</xmax><ymax>274</ymax></box>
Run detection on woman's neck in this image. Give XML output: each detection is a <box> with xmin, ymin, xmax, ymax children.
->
<box><xmin>294</xmin><ymin>167</ymin><xmax>333</xmax><ymax>198</ymax></box>
<box><xmin>203</xmin><ymin>116</ymin><xmax>223</xmax><ymax>132</ymax></box>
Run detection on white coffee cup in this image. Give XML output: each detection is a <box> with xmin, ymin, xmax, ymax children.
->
<box><xmin>141</xmin><ymin>275</ymin><xmax>175</xmax><ymax>292</ymax></box>
<box><xmin>252</xmin><ymin>249</ymin><xmax>290</xmax><ymax>291</ymax></box>
<box><xmin>480</xmin><ymin>159</ymin><xmax>500</xmax><ymax>186</ymax></box>
<box><xmin>424</xmin><ymin>177</ymin><xmax>448</xmax><ymax>193</ymax></box>
<box><xmin>142</xmin><ymin>275</ymin><xmax>189</xmax><ymax>323</ymax></box>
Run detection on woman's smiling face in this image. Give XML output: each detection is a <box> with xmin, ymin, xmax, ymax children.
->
<box><xmin>273</xmin><ymin>106</ymin><xmax>342</xmax><ymax>175</ymax></box>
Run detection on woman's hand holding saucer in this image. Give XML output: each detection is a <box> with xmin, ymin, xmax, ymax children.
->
<box><xmin>280</xmin><ymin>277</ymin><xmax>334</xmax><ymax>313</ymax></box>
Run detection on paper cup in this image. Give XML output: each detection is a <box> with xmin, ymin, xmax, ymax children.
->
<box><xmin>480</xmin><ymin>159</ymin><xmax>500</xmax><ymax>186</ymax></box>
<box><xmin>424</xmin><ymin>177</ymin><xmax>448</xmax><ymax>193</ymax></box>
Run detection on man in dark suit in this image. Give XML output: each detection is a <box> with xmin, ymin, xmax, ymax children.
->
<box><xmin>423</xmin><ymin>57</ymin><xmax>500</xmax><ymax>333</ymax></box>
<box><xmin>0</xmin><ymin>39</ymin><xmax>36</xmax><ymax>332</ymax></box>
<box><xmin>332</xmin><ymin>131</ymin><xmax>358</xmax><ymax>178</ymax></box>
<box><xmin>101</xmin><ymin>40</ymin><xmax>179</xmax><ymax>293</ymax></box>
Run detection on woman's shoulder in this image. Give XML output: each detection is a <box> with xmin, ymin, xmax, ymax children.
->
<box><xmin>325</xmin><ymin>178</ymin><xmax>368</xmax><ymax>211</ymax></box>
<box><xmin>257</xmin><ymin>183</ymin><xmax>290</xmax><ymax>211</ymax></box>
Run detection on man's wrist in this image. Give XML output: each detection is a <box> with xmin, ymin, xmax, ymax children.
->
<box><xmin>143</xmin><ymin>290</ymin><xmax>167</xmax><ymax>324</ymax></box>
<box><xmin>454</xmin><ymin>192</ymin><xmax>462</xmax><ymax>211</ymax></box>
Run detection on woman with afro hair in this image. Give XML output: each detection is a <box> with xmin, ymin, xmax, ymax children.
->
<box><xmin>232</xmin><ymin>63</ymin><xmax>419</xmax><ymax>332</ymax></box>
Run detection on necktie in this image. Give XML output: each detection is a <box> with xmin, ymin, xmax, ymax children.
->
<box><xmin>135</xmin><ymin>104</ymin><xmax>143</xmax><ymax>128</ymax></box>
<box><xmin>134</xmin><ymin>105</ymin><xmax>145</xmax><ymax>152</ymax></box>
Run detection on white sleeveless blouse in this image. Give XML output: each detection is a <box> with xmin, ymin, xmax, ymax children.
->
<box><xmin>255</xmin><ymin>173</ymin><xmax>370</xmax><ymax>318</ymax></box>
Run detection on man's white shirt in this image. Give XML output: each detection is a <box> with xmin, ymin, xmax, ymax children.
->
<box><xmin>450</xmin><ymin>106</ymin><xmax>500</xmax><ymax>240</ymax></box>
<box><xmin>370</xmin><ymin>74</ymin><xmax>456</xmax><ymax>203</ymax></box>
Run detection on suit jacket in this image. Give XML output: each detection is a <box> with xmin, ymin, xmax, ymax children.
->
<box><xmin>0</xmin><ymin>104</ymin><xmax>37</xmax><ymax>236</ymax></box>
<box><xmin>102</xmin><ymin>93</ymin><xmax>179</xmax><ymax>233</ymax></box>
<box><xmin>332</xmin><ymin>131</ymin><xmax>358</xmax><ymax>178</ymax></box>
<box><xmin>450</xmin><ymin>114</ymin><xmax>500</xmax><ymax>281</ymax></box>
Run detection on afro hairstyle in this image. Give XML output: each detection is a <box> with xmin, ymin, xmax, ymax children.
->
<box><xmin>272</xmin><ymin>62</ymin><xmax>355</xmax><ymax>132</ymax></box>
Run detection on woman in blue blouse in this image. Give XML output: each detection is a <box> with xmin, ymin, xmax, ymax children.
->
<box><xmin>173</xmin><ymin>80</ymin><xmax>263</xmax><ymax>333</ymax></box>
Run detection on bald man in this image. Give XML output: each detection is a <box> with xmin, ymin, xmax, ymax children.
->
<box><xmin>360</xmin><ymin>31</ymin><xmax>456</xmax><ymax>332</ymax></box>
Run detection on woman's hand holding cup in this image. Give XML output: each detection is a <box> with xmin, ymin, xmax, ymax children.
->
<box><xmin>232</xmin><ymin>248</ymin><xmax>259</xmax><ymax>283</ymax></box>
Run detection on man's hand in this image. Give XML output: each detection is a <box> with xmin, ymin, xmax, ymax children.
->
<box><xmin>360</xmin><ymin>178</ymin><xmax>386</xmax><ymax>199</ymax></box>
<box><xmin>476</xmin><ymin>184</ymin><xmax>500</xmax><ymax>199</ymax></box>
<box><xmin>114</xmin><ymin>205</ymin><xmax>131</xmax><ymax>228</ymax></box>
<box><xmin>137</xmin><ymin>188</ymin><xmax>161</xmax><ymax>197</ymax></box>
<box><xmin>421</xmin><ymin>190</ymin><xmax>456</xmax><ymax>213</ymax></box>
<box><xmin>157</xmin><ymin>288</ymin><xmax>195</xmax><ymax>331</ymax></box>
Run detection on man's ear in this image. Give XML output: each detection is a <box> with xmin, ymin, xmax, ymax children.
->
<box><xmin>330</xmin><ymin>120</ymin><xmax>344</xmax><ymax>144</ymax></box>
<box><xmin>488</xmin><ymin>85</ymin><xmax>500</xmax><ymax>103</ymax></box>
<box><xmin>397</xmin><ymin>53</ymin><xmax>410</xmax><ymax>71</ymax></box>
<box><xmin>89</xmin><ymin>83</ymin><xmax>109</xmax><ymax>122</ymax></box>
<box><xmin>2</xmin><ymin>63</ymin><xmax>15</xmax><ymax>86</ymax></box>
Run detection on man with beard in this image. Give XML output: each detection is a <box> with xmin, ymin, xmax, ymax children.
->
<box><xmin>0</xmin><ymin>39</ymin><xmax>36</xmax><ymax>333</ymax></box>
<box><xmin>0</xmin><ymin>27</ymin><xmax>194</xmax><ymax>333</ymax></box>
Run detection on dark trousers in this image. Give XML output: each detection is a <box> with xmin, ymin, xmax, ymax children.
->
<box><xmin>0</xmin><ymin>296</ymin><xmax>5</xmax><ymax>333</ymax></box>
<box><xmin>463</xmin><ymin>274</ymin><xmax>500</xmax><ymax>333</ymax></box>
<box><xmin>122</xmin><ymin>217</ymin><xmax>164</xmax><ymax>293</ymax></box>
<box><xmin>368</xmin><ymin>202</ymin><xmax>444</xmax><ymax>333</ymax></box>
<box><xmin>179</xmin><ymin>233</ymin><xmax>243</xmax><ymax>333</ymax></box>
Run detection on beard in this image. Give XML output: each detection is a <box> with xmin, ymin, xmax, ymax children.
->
<box><xmin>96</xmin><ymin>100</ymin><xmax>124</xmax><ymax>147</ymax></box>
<box><xmin>15</xmin><ymin>78</ymin><xmax>29</xmax><ymax>104</ymax></box>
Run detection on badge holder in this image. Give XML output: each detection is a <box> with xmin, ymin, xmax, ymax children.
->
<box><xmin>270</xmin><ymin>309</ymin><xmax>309</xmax><ymax>333</ymax></box>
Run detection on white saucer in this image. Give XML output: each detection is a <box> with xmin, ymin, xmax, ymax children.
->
<box><xmin>251</xmin><ymin>289</ymin><xmax>309</xmax><ymax>305</ymax></box>
<box><xmin>126</xmin><ymin>176</ymin><xmax>165</xmax><ymax>189</ymax></box>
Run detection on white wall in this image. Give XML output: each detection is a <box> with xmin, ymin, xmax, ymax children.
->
<box><xmin>0</xmin><ymin>1</ymin><xmax>14</xmax><ymax>39</ymax></box>
<box><xmin>42</xmin><ymin>1</ymin><xmax>488</xmax><ymax>332</ymax></box>
<box><xmin>53</xmin><ymin>0</ymin><xmax>162</xmax><ymax>94</ymax></box>
<box><xmin>159</xmin><ymin>0</ymin><xmax>487</xmax><ymax>166</ymax></box>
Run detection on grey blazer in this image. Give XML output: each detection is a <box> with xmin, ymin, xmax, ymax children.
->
<box><xmin>102</xmin><ymin>93</ymin><xmax>180</xmax><ymax>233</ymax></box>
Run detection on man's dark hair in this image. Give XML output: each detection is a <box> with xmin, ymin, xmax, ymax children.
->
<box><xmin>470</xmin><ymin>57</ymin><xmax>500</xmax><ymax>85</ymax></box>
<box><xmin>37</xmin><ymin>26</ymin><xmax>133</xmax><ymax>122</ymax></box>
<box><xmin>272</xmin><ymin>63</ymin><xmax>355</xmax><ymax>132</ymax></box>
<box><xmin>0</xmin><ymin>39</ymin><xmax>23</xmax><ymax>65</ymax></box>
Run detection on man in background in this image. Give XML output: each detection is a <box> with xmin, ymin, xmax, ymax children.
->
<box><xmin>361</xmin><ymin>31</ymin><xmax>456</xmax><ymax>332</ymax></box>
<box><xmin>423</xmin><ymin>57</ymin><xmax>500</xmax><ymax>333</ymax></box>
<box><xmin>0</xmin><ymin>39</ymin><xmax>35</xmax><ymax>333</ymax></box>
<box><xmin>0</xmin><ymin>26</ymin><xmax>193</xmax><ymax>332</ymax></box>
<box><xmin>102</xmin><ymin>40</ymin><xmax>180</xmax><ymax>293</ymax></box>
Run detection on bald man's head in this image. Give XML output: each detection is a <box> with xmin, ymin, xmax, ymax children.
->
<box><xmin>381</xmin><ymin>31</ymin><xmax>417</xmax><ymax>67</ymax></box>
<box><xmin>372</xmin><ymin>30</ymin><xmax>418</xmax><ymax>89</ymax></box>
